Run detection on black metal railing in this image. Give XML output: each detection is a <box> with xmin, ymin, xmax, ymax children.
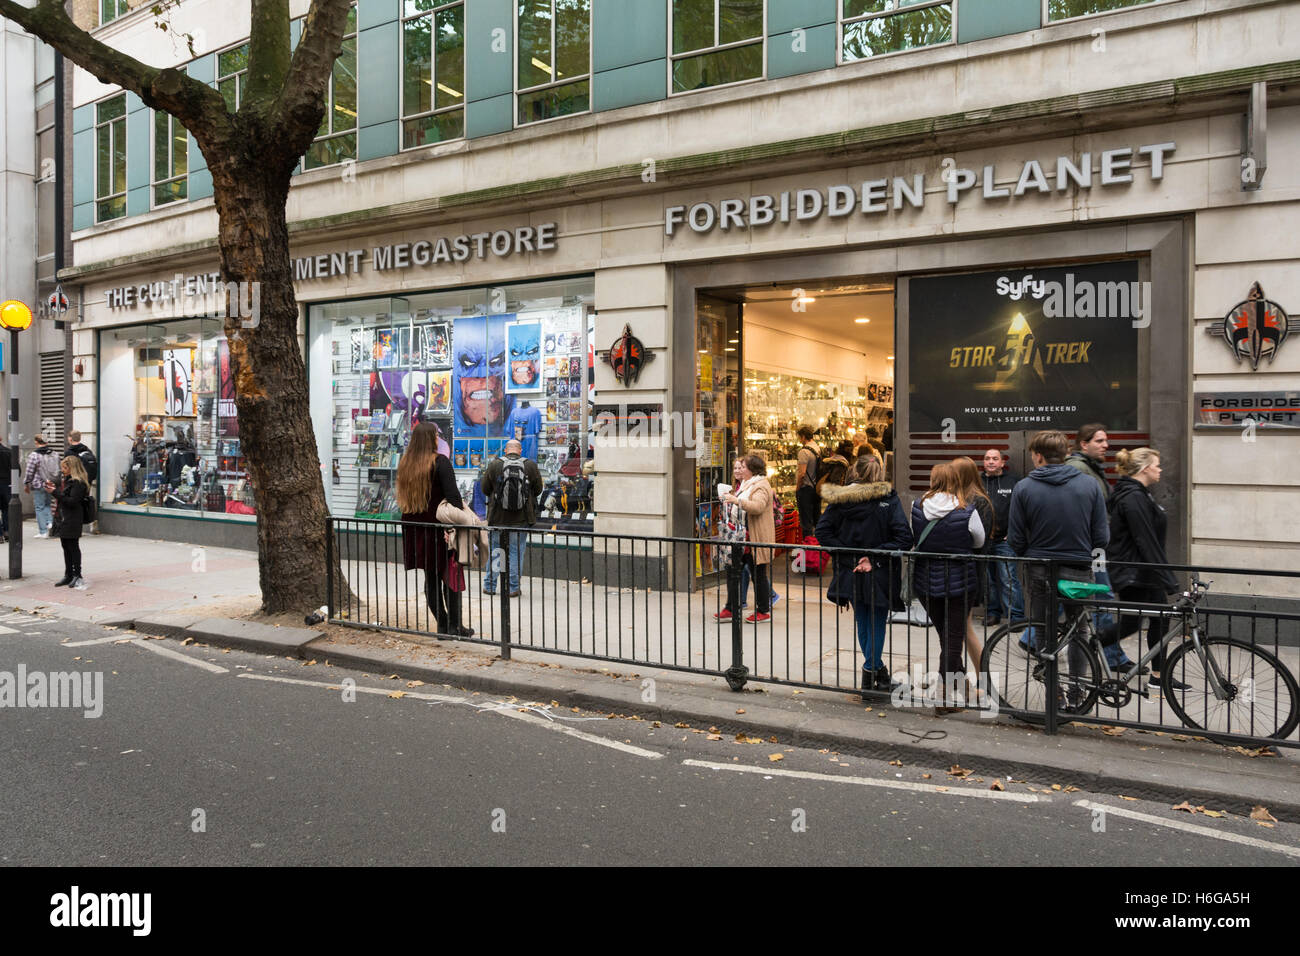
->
<box><xmin>326</xmin><ymin>516</ymin><xmax>1300</xmax><ymax>749</ymax></box>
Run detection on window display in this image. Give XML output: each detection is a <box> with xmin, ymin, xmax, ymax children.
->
<box><xmin>99</xmin><ymin>318</ymin><xmax>256</xmax><ymax>519</ymax></box>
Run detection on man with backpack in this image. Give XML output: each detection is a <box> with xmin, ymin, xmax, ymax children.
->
<box><xmin>63</xmin><ymin>431</ymin><xmax>99</xmax><ymax>534</ymax></box>
<box><xmin>480</xmin><ymin>439</ymin><xmax>543</xmax><ymax>597</ymax></box>
<box><xmin>23</xmin><ymin>436</ymin><xmax>62</xmax><ymax>537</ymax></box>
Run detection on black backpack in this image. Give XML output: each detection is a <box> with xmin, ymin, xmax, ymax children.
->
<box><xmin>71</xmin><ymin>447</ymin><xmax>98</xmax><ymax>483</ymax></box>
<box><xmin>498</xmin><ymin>458</ymin><xmax>529</xmax><ymax>513</ymax></box>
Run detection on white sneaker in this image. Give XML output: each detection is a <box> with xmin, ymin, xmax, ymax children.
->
<box><xmin>33</xmin><ymin>530</ymin><xmax>47</xmax><ymax>538</ymax></box>
<box><xmin>71</xmin><ymin>577</ymin><xmax>87</xmax><ymax>590</ymax></box>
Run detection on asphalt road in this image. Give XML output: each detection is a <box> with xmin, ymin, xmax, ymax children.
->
<box><xmin>2</xmin><ymin>609</ymin><xmax>1297</xmax><ymax>867</ymax></box>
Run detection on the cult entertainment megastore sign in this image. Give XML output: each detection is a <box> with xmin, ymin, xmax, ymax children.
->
<box><xmin>104</xmin><ymin>138</ymin><xmax>1176</xmax><ymax>310</ymax></box>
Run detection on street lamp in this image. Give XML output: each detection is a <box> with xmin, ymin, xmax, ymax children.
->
<box><xmin>1</xmin><ymin>300</ymin><xmax>33</xmax><ymax>579</ymax></box>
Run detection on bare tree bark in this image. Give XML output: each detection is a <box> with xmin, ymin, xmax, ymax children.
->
<box><xmin>1</xmin><ymin>0</ymin><xmax>357</xmax><ymax>612</ymax></box>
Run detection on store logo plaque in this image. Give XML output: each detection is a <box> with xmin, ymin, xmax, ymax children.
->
<box><xmin>1205</xmin><ymin>282</ymin><xmax>1298</xmax><ymax>370</ymax></box>
<box><xmin>601</xmin><ymin>324</ymin><xmax>654</xmax><ymax>386</ymax></box>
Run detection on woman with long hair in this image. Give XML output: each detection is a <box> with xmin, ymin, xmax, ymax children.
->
<box><xmin>49</xmin><ymin>454</ymin><xmax>90</xmax><ymax>589</ymax></box>
<box><xmin>911</xmin><ymin>461</ymin><xmax>986</xmax><ymax>712</ymax></box>
<box><xmin>1097</xmin><ymin>448</ymin><xmax>1185</xmax><ymax>688</ymax></box>
<box><xmin>398</xmin><ymin>423</ymin><xmax>472</xmax><ymax>637</ymax></box>
<box><xmin>952</xmin><ymin>456</ymin><xmax>996</xmax><ymax>694</ymax></box>
<box><xmin>817</xmin><ymin>454</ymin><xmax>912</xmax><ymax>696</ymax></box>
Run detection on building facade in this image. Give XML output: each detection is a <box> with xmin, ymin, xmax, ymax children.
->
<box><xmin>61</xmin><ymin>0</ymin><xmax>1300</xmax><ymax>603</ymax></box>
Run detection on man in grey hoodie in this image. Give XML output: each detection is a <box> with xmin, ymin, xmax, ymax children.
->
<box><xmin>1008</xmin><ymin>430</ymin><xmax>1109</xmax><ymax>653</ymax></box>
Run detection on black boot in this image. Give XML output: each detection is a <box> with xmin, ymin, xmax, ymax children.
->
<box><xmin>54</xmin><ymin>573</ymin><xmax>74</xmax><ymax>587</ymax></box>
<box><xmin>445</xmin><ymin>587</ymin><xmax>474</xmax><ymax>638</ymax></box>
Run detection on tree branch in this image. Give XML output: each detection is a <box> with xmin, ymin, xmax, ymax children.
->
<box><xmin>0</xmin><ymin>0</ymin><xmax>231</xmax><ymax>148</ymax></box>
<box><xmin>272</xmin><ymin>0</ymin><xmax>353</xmax><ymax>156</ymax></box>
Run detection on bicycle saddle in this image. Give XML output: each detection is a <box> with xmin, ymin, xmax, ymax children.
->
<box><xmin>1056</xmin><ymin>580</ymin><xmax>1111</xmax><ymax>600</ymax></box>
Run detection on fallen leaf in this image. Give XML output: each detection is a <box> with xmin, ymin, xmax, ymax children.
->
<box><xmin>864</xmin><ymin>706</ymin><xmax>873</xmax><ymax>712</ymax></box>
<box><xmin>388</xmin><ymin>691</ymin><xmax>406</xmax><ymax>699</ymax></box>
<box><xmin>1202</xmin><ymin>810</ymin><xmax>1227</xmax><ymax>819</ymax></box>
<box><xmin>1256</xmin><ymin>821</ymin><xmax>1276</xmax><ymax>828</ymax></box>
<box><xmin>735</xmin><ymin>708</ymin><xmax>746</xmax><ymax>714</ymax></box>
<box><xmin>768</xmin><ymin>754</ymin><xmax>784</xmax><ymax>762</ymax></box>
<box><xmin>1050</xmin><ymin>784</ymin><xmax>1062</xmax><ymax>791</ymax></box>
<box><xmin>889</xmin><ymin>759</ymin><xmax>903</xmax><ymax>767</ymax></box>
<box><xmin>674</xmin><ymin>722</ymin><xmax>690</xmax><ymax>729</ymax></box>
<box><xmin>792</xmin><ymin>690</ymin><xmax>802</xmax><ymax>695</ymax></box>
<box><xmin>989</xmin><ymin>780</ymin><xmax>1005</xmax><ymax>791</ymax></box>
<box><xmin>1172</xmin><ymin>801</ymin><xmax>1206</xmax><ymax>814</ymax></box>
<box><xmin>769</xmin><ymin>736</ymin><xmax>778</xmax><ymax>743</ymax></box>
<box><xmin>181</xmin><ymin>637</ymin><xmax>193</xmax><ymax>646</ymax></box>
<box><xmin>1102</xmin><ymin>726</ymin><xmax>1126</xmax><ymax>736</ymax></box>
<box><xmin>947</xmin><ymin>765</ymin><xmax>973</xmax><ymax>778</ymax></box>
<box><xmin>1120</xmin><ymin>795</ymin><xmax>1138</xmax><ymax>801</ymax></box>
<box><xmin>921</xmin><ymin>773</ymin><xmax>931</xmax><ymax>779</ymax></box>
<box><xmin>706</xmin><ymin>734</ymin><xmax>722</xmax><ymax>741</ymax></box>
<box><xmin>652</xmin><ymin>721</ymin><xmax>661</xmax><ymax>728</ymax></box>
<box><xmin>935</xmin><ymin>786</ymin><xmax>949</xmax><ymax>792</ymax></box>
<box><xmin>708</xmin><ymin>726</ymin><xmax>719</xmax><ymax>733</ymax></box>
<box><xmin>1064</xmin><ymin>785</ymin><xmax>1080</xmax><ymax>793</ymax></box>
<box><xmin>1249</xmin><ymin>806</ymin><xmax>1278</xmax><ymax>824</ymax></box>
<box><xmin>735</xmin><ymin>733</ymin><xmax>763</xmax><ymax>744</ymax></box>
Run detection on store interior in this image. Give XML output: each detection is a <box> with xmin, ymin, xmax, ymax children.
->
<box><xmin>694</xmin><ymin>279</ymin><xmax>895</xmax><ymax>573</ymax></box>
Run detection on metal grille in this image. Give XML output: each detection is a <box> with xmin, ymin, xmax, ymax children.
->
<box><xmin>39</xmin><ymin>350</ymin><xmax>65</xmax><ymax>445</ymax></box>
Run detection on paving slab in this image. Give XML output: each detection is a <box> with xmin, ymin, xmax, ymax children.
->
<box><xmin>184</xmin><ymin>618</ymin><xmax>321</xmax><ymax>655</ymax></box>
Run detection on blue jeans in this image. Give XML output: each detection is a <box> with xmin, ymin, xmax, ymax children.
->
<box><xmin>853</xmin><ymin>598</ymin><xmax>890</xmax><ymax>671</ymax></box>
<box><xmin>1092</xmin><ymin>568</ymin><xmax>1126</xmax><ymax>665</ymax></box>
<box><xmin>739</xmin><ymin>563</ymin><xmax>779</xmax><ymax>607</ymax></box>
<box><xmin>485</xmin><ymin>528</ymin><xmax>527</xmax><ymax>594</ymax></box>
<box><xmin>32</xmin><ymin>488</ymin><xmax>52</xmax><ymax>534</ymax></box>
<box><xmin>985</xmin><ymin>541</ymin><xmax>1025</xmax><ymax>621</ymax></box>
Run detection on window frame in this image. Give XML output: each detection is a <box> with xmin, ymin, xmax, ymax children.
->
<box><xmin>513</xmin><ymin>0</ymin><xmax>594</xmax><ymax>127</ymax></box>
<box><xmin>150</xmin><ymin>109</ymin><xmax>189</xmax><ymax>209</ymax></box>
<box><xmin>667</xmin><ymin>0</ymin><xmax>768</xmax><ymax>98</ymax></box>
<box><xmin>1042</xmin><ymin>0</ymin><xmax>1172</xmax><ymax>25</ymax></box>
<box><xmin>94</xmin><ymin>93</ymin><xmax>127</xmax><ymax>224</ymax></box>
<box><xmin>305</xmin><ymin>3</ymin><xmax>360</xmax><ymax>170</ymax></box>
<box><xmin>837</xmin><ymin>0</ymin><xmax>957</xmax><ymax>66</ymax></box>
<box><xmin>99</xmin><ymin>0</ymin><xmax>131</xmax><ymax>28</ymax></box>
<box><xmin>215</xmin><ymin>40</ymin><xmax>250</xmax><ymax>113</ymax></box>
<box><xmin>399</xmin><ymin>0</ymin><xmax>468</xmax><ymax>152</ymax></box>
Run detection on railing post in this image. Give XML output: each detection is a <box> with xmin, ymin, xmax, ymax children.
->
<box><xmin>1043</xmin><ymin>558</ymin><xmax>1060</xmax><ymax>736</ymax></box>
<box><xmin>724</xmin><ymin>553</ymin><xmax>748</xmax><ymax>691</ymax></box>
<box><xmin>325</xmin><ymin>516</ymin><xmax>334</xmax><ymax>621</ymax></box>
<box><xmin>500</xmin><ymin>527</ymin><xmax>511</xmax><ymax>661</ymax></box>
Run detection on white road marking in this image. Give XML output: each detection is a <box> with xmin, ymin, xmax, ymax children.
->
<box><xmin>63</xmin><ymin>635</ymin><xmax>135</xmax><ymax>647</ymax></box>
<box><xmin>683</xmin><ymin>759</ymin><xmax>1047</xmax><ymax>802</ymax></box>
<box><xmin>491</xmin><ymin>707</ymin><xmax>664</xmax><ymax>759</ymax></box>
<box><xmin>1072</xmin><ymin>799</ymin><xmax>1300</xmax><ymax>860</ymax></box>
<box><xmin>132</xmin><ymin>638</ymin><xmax>229</xmax><ymax>674</ymax></box>
<box><xmin>238</xmin><ymin>673</ymin><xmax>664</xmax><ymax>758</ymax></box>
<box><xmin>0</xmin><ymin>625</ymin><xmax>17</xmax><ymax>634</ymax></box>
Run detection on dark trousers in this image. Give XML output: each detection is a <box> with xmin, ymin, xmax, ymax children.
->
<box><xmin>61</xmin><ymin>537</ymin><xmax>82</xmax><ymax>578</ymax></box>
<box><xmin>1098</xmin><ymin>584</ymin><xmax>1169</xmax><ymax>671</ymax></box>
<box><xmin>0</xmin><ymin>485</ymin><xmax>8</xmax><ymax>537</ymax></box>
<box><xmin>425</xmin><ymin>564</ymin><xmax>463</xmax><ymax>633</ymax></box>
<box><xmin>795</xmin><ymin>484</ymin><xmax>820</xmax><ymax>537</ymax></box>
<box><xmin>726</xmin><ymin>548</ymin><xmax>769</xmax><ymax>614</ymax></box>
<box><xmin>919</xmin><ymin>590</ymin><xmax>974</xmax><ymax>678</ymax></box>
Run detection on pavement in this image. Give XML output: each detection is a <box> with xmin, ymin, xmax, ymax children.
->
<box><xmin>4</xmin><ymin>530</ymin><xmax>1297</xmax><ymax>821</ymax></box>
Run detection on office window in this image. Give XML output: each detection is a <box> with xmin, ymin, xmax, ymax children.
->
<box><xmin>841</xmin><ymin>1</ymin><xmax>953</xmax><ymax>62</ymax></box>
<box><xmin>305</xmin><ymin>4</ymin><xmax>358</xmax><ymax>168</ymax></box>
<box><xmin>95</xmin><ymin>94</ymin><xmax>127</xmax><ymax>223</ymax></box>
<box><xmin>402</xmin><ymin>0</ymin><xmax>466</xmax><ymax>149</ymax></box>
<box><xmin>1047</xmin><ymin>0</ymin><xmax>1160</xmax><ymax>20</ymax></box>
<box><xmin>217</xmin><ymin>43</ymin><xmax>250</xmax><ymax>112</ymax></box>
<box><xmin>517</xmin><ymin>0</ymin><xmax>591</xmax><ymax>124</ymax></box>
<box><xmin>153</xmin><ymin>111</ymin><xmax>188</xmax><ymax>206</ymax></box>
<box><xmin>100</xmin><ymin>0</ymin><xmax>130</xmax><ymax>26</ymax></box>
<box><xmin>671</xmin><ymin>0</ymin><xmax>764</xmax><ymax>94</ymax></box>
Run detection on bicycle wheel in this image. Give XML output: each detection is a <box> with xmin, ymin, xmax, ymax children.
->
<box><xmin>981</xmin><ymin>620</ymin><xmax>1100</xmax><ymax>720</ymax></box>
<box><xmin>1162</xmin><ymin>636</ymin><xmax>1300</xmax><ymax>741</ymax></box>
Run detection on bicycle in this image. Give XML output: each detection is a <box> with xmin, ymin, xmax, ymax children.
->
<box><xmin>980</xmin><ymin>573</ymin><xmax>1300</xmax><ymax>741</ymax></box>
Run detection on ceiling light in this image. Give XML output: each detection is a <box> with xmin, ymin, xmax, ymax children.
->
<box><xmin>724</xmin><ymin>348</ymin><xmax>735</xmax><ymax>352</ymax></box>
<box><xmin>728</xmin><ymin>338</ymin><xmax>738</xmax><ymax>343</ymax></box>
<box><xmin>854</xmin><ymin>318</ymin><xmax>870</xmax><ymax>324</ymax></box>
<box><xmin>886</xmin><ymin>355</ymin><xmax>894</xmax><ymax>360</ymax></box>
<box><xmin>798</xmin><ymin>297</ymin><xmax>815</xmax><ymax>304</ymax></box>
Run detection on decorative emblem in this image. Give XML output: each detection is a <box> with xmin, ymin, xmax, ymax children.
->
<box><xmin>601</xmin><ymin>323</ymin><xmax>653</xmax><ymax>386</ymax></box>
<box><xmin>1206</xmin><ymin>282</ymin><xmax>1298</xmax><ymax>370</ymax></box>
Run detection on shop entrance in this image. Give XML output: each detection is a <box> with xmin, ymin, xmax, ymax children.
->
<box><xmin>693</xmin><ymin>279</ymin><xmax>896</xmax><ymax>577</ymax></box>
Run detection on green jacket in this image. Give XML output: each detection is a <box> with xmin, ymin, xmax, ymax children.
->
<box><xmin>1064</xmin><ymin>452</ymin><xmax>1110</xmax><ymax>499</ymax></box>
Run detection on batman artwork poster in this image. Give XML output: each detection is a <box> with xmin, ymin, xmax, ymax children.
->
<box><xmin>505</xmin><ymin>319</ymin><xmax>542</xmax><ymax>393</ymax></box>
<box><xmin>452</xmin><ymin>314</ymin><xmax>514</xmax><ymax>437</ymax></box>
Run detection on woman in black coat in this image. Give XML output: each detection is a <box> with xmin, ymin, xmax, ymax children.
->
<box><xmin>1097</xmin><ymin>448</ymin><xmax>1182</xmax><ymax>687</ymax></box>
<box><xmin>397</xmin><ymin>423</ymin><xmax>472</xmax><ymax>637</ymax></box>
<box><xmin>816</xmin><ymin>456</ymin><xmax>912</xmax><ymax>695</ymax></box>
<box><xmin>49</xmin><ymin>455</ymin><xmax>90</xmax><ymax>589</ymax></box>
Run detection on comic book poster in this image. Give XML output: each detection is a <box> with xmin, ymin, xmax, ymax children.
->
<box><xmin>452</xmin><ymin>314</ymin><xmax>514</xmax><ymax>438</ymax></box>
<box><xmin>163</xmin><ymin>348</ymin><xmax>193</xmax><ymax>417</ymax></box>
<box><xmin>427</xmin><ymin>369</ymin><xmax>452</xmax><ymax>414</ymax></box>
<box><xmin>218</xmin><ymin>338</ymin><xmax>239</xmax><ymax>438</ymax></box>
<box><xmin>422</xmin><ymin>323</ymin><xmax>451</xmax><ymax>368</ymax></box>
<box><xmin>505</xmin><ymin>319</ymin><xmax>542</xmax><ymax>393</ymax></box>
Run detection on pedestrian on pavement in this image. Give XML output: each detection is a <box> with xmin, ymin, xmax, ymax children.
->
<box><xmin>980</xmin><ymin>448</ymin><xmax>1024</xmax><ymax>625</ymax></box>
<box><xmin>49</xmin><ymin>455</ymin><xmax>90</xmax><ymax>589</ymax></box>
<box><xmin>953</xmin><ymin>456</ymin><xmax>995</xmax><ymax>687</ymax></box>
<box><xmin>1007</xmin><ymin>431</ymin><xmax>1109</xmax><ymax>658</ymax></box>
<box><xmin>1096</xmin><ymin>448</ymin><xmax>1186</xmax><ymax>688</ymax></box>
<box><xmin>733</xmin><ymin>455</ymin><xmax>780</xmax><ymax>610</ymax></box>
<box><xmin>816</xmin><ymin>440</ymin><xmax>853</xmax><ymax>495</ymax></box>
<box><xmin>716</xmin><ymin>454</ymin><xmax>775</xmax><ymax>624</ymax></box>
<box><xmin>24</xmin><ymin>435</ymin><xmax>61</xmax><ymax>538</ymax></box>
<box><xmin>794</xmin><ymin>425</ymin><xmax>821</xmax><ymax>537</ymax></box>
<box><xmin>1065</xmin><ymin>422</ymin><xmax>1125</xmax><ymax>666</ymax></box>
<box><xmin>0</xmin><ymin>437</ymin><xmax>10</xmax><ymax>542</ymax></box>
<box><xmin>63</xmin><ymin>430</ymin><xmax>99</xmax><ymax>534</ymax></box>
<box><xmin>910</xmin><ymin>462</ymin><xmax>986</xmax><ymax>711</ymax></box>
<box><xmin>398</xmin><ymin>423</ymin><xmax>472</xmax><ymax>638</ymax></box>
<box><xmin>881</xmin><ymin>411</ymin><xmax>894</xmax><ymax>453</ymax></box>
<box><xmin>480</xmin><ymin>438</ymin><xmax>543</xmax><ymax>598</ymax></box>
<box><xmin>816</xmin><ymin>454</ymin><xmax>912</xmax><ymax>696</ymax></box>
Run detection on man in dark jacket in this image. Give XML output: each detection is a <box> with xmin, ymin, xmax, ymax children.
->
<box><xmin>1008</xmin><ymin>431</ymin><xmax>1109</xmax><ymax>651</ymax></box>
<box><xmin>981</xmin><ymin>449</ymin><xmax>1023</xmax><ymax>624</ymax></box>
<box><xmin>480</xmin><ymin>439</ymin><xmax>543</xmax><ymax>597</ymax></box>
<box><xmin>1064</xmin><ymin>423</ymin><xmax>1124</xmax><ymax>663</ymax></box>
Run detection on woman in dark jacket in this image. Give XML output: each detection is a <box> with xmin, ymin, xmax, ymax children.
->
<box><xmin>397</xmin><ymin>423</ymin><xmax>472</xmax><ymax>637</ymax></box>
<box><xmin>816</xmin><ymin>456</ymin><xmax>912</xmax><ymax>695</ymax></box>
<box><xmin>49</xmin><ymin>455</ymin><xmax>90</xmax><ymax>589</ymax></box>
<box><xmin>911</xmin><ymin>462</ymin><xmax>987</xmax><ymax>710</ymax></box>
<box><xmin>1097</xmin><ymin>447</ymin><xmax>1182</xmax><ymax>686</ymax></box>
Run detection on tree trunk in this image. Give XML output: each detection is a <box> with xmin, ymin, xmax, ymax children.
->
<box><xmin>208</xmin><ymin>149</ymin><xmax>340</xmax><ymax>614</ymax></box>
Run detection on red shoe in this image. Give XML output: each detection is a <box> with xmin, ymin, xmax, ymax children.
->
<box><xmin>745</xmin><ymin>612</ymin><xmax>771</xmax><ymax>623</ymax></box>
<box><xmin>714</xmin><ymin>609</ymin><xmax>733</xmax><ymax>621</ymax></box>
